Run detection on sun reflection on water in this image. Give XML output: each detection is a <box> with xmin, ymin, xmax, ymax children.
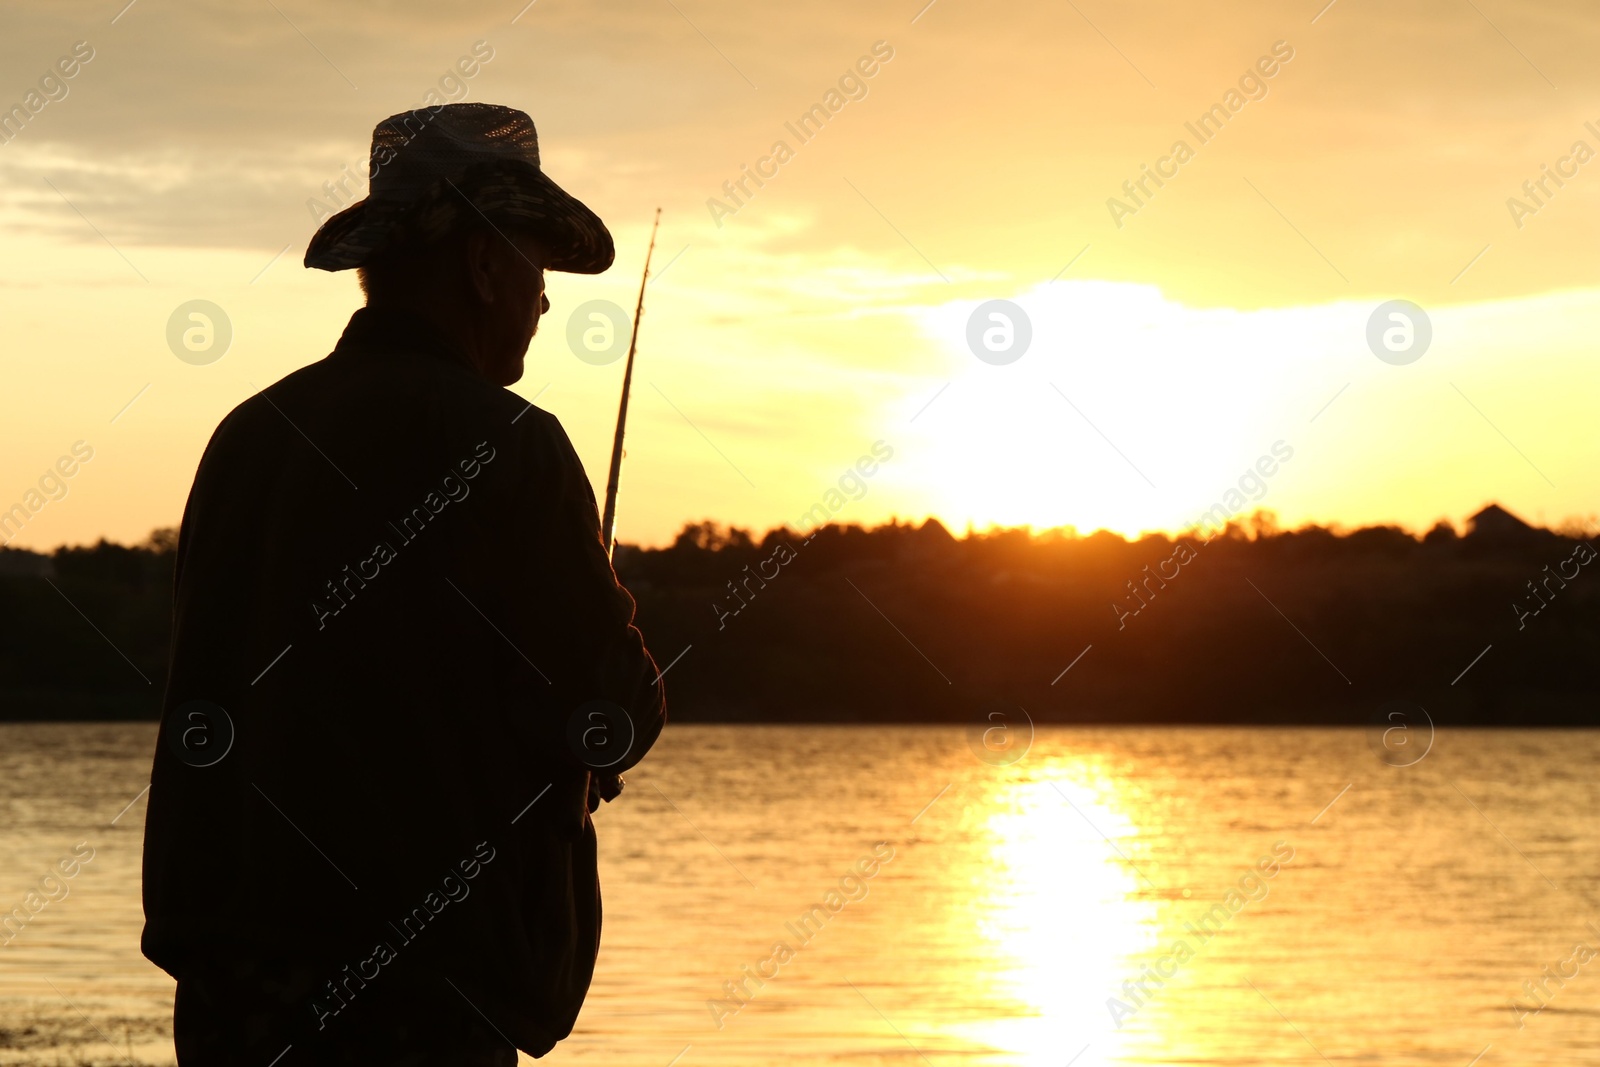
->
<box><xmin>940</xmin><ymin>760</ymin><xmax>1163</xmax><ymax>1066</ymax></box>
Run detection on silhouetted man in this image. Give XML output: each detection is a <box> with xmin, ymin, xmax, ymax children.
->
<box><xmin>142</xmin><ymin>103</ymin><xmax>666</xmax><ymax>1066</ymax></box>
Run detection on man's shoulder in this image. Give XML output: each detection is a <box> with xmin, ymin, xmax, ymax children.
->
<box><xmin>200</xmin><ymin>360</ymin><xmax>582</xmax><ymax>502</ymax></box>
<box><xmin>211</xmin><ymin>349</ymin><xmax>538</xmax><ymax>441</ymax></box>
<box><xmin>501</xmin><ymin>401</ymin><xmax>588</xmax><ymax>495</ymax></box>
<box><xmin>507</xmin><ymin>398</ymin><xmax>574</xmax><ymax>448</ymax></box>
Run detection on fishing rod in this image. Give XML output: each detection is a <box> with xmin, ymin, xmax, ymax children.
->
<box><xmin>600</xmin><ymin>206</ymin><xmax>661</xmax><ymax>559</ymax></box>
<box><xmin>592</xmin><ymin>207</ymin><xmax>659</xmax><ymax>806</ymax></box>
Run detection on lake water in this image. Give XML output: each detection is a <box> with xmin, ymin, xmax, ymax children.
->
<box><xmin>2</xmin><ymin>722</ymin><xmax>1598</xmax><ymax>1065</ymax></box>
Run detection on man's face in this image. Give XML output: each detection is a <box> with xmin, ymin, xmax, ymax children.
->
<box><xmin>475</xmin><ymin>229</ymin><xmax>552</xmax><ymax>387</ymax></box>
<box><xmin>508</xmin><ymin>230</ymin><xmax>552</xmax><ymax>345</ymax></box>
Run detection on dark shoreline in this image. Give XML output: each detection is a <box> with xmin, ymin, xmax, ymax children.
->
<box><xmin>4</xmin><ymin>504</ymin><xmax>1595</xmax><ymax>728</ymax></box>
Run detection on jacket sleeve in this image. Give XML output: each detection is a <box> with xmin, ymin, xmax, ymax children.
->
<box><xmin>504</xmin><ymin>408</ymin><xmax>667</xmax><ymax>780</ymax></box>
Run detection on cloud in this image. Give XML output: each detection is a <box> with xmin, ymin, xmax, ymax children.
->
<box><xmin>5</xmin><ymin>0</ymin><xmax>1600</xmax><ymax>293</ymax></box>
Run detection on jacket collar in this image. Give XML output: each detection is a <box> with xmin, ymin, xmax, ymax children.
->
<box><xmin>332</xmin><ymin>305</ymin><xmax>479</xmax><ymax>376</ymax></box>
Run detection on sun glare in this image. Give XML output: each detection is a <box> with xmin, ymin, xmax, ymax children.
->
<box><xmin>946</xmin><ymin>765</ymin><xmax>1159</xmax><ymax>1066</ymax></box>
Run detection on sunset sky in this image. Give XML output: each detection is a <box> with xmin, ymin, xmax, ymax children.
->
<box><xmin>2</xmin><ymin>0</ymin><xmax>1597</xmax><ymax>551</ymax></box>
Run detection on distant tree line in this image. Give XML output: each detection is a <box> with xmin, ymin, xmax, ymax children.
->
<box><xmin>2</xmin><ymin>505</ymin><xmax>1595</xmax><ymax>725</ymax></box>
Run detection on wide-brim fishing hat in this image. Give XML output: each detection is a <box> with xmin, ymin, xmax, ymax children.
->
<box><xmin>304</xmin><ymin>102</ymin><xmax>613</xmax><ymax>274</ymax></box>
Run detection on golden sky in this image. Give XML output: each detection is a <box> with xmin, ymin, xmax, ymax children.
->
<box><xmin>2</xmin><ymin>0</ymin><xmax>1597</xmax><ymax>550</ymax></box>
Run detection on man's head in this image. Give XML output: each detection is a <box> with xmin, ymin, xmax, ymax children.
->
<box><xmin>305</xmin><ymin>104</ymin><xmax>615</xmax><ymax>386</ymax></box>
<box><xmin>357</xmin><ymin>216</ymin><xmax>552</xmax><ymax>387</ymax></box>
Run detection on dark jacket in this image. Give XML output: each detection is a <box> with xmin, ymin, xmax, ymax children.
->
<box><xmin>141</xmin><ymin>306</ymin><xmax>666</xmax><ymax>1057</ymax></box>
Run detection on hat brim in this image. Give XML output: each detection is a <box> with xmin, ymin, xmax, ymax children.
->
<box><xmin>304</xmin><ymin>167</ymin><xmax>614</xmax><ymax>275</ymax></box>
